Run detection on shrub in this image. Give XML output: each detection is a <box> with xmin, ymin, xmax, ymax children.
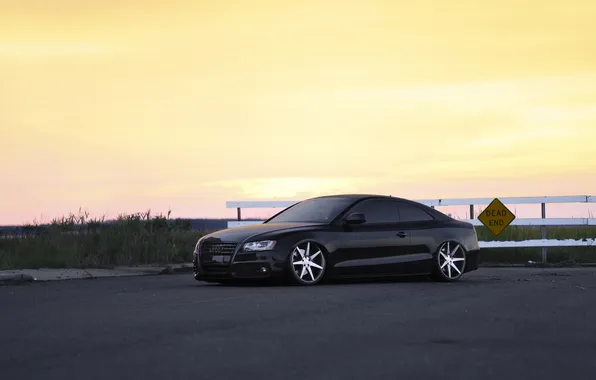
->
<box><xmin>0</xmin><ymin>209</ymin><xmax>206</xmax><ymax>270</ymax></box>
<box><xmin>1</xmin><ymin>210</ymin><xmax>595</xmax><ymax>269</ymax></box>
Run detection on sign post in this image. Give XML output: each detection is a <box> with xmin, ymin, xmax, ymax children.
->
<box><xmin>477</xmin><ymin>198</ymin><xmax>516</xmax><ymax>236</ymax></box>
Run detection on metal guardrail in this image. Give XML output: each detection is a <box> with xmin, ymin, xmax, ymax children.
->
<box><xmin>226</xmin><ymin>196</ymin><xmax>595</xmax><ymax>209</ymax></box>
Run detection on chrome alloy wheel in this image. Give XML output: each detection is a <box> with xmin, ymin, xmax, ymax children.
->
<box><xmin>437</xmin><ymin>241</ymin><xmax>467</xmax><ymax>281</ymax></box>
<box><xmin>290</xmin><ymin>241</ymin><xmax>326</xmax><ymax>285</ymax></box>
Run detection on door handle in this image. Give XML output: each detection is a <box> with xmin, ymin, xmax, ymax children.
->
<box><xmin>396</xmin><ymin>232</ymin><xmax>408</xmax><ymax>238</ymax></box>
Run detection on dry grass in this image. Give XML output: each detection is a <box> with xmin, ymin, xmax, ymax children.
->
<box><xmin>0</xmin><ymin>209</ymin><xmax>204</xmax><ymax>270</ymax></box>
<box><xmin>475</xmin><ymin>225</ymin><xmax>596</xmax><ymax>264</ymax></box>
<box><xmin>1</xmin><ymin>210</ymin><xmax>595</xmax><ymax>269</ymax></box>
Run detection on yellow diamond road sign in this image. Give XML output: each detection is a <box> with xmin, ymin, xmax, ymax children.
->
<box><xmin>477</xmin><ymin>198</ymin><xmax>516</xmax><ymax>236</ymax></box>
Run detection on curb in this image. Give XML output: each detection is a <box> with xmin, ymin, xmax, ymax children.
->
<box><xmin>480</xmin><ymin>262</ymin><xmax>596</xmax><ymax>268</ymax></box>
<box><xmin>158</xmin><ymin>263</ymin><xmax>194</xmax><ymax>274</ymax></box>
<box><xmin>0</xmin><ymin>273</ymin><xmax>35</xmax><ymax>284</ymax></box>
<box><xmin>0</xmin><ymin>263</ymin><xmax>195</xmax><ymax>285</ymax></box>
<box><xmin>479</xmin><ymin>263</ymin><xmax>528</xmax><ymax>268</ymax></box>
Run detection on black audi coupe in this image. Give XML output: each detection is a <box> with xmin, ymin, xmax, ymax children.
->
<box><xmin>193</xmin><ymin>194</ymin><xmax>480</xmax><ymax>285</ymax></box>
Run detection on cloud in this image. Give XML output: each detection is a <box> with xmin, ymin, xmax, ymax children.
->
<box><xmin>254</xmin><ymin>72</ymin><xmax>596</xmax><ymax>108</ymax></box>
<box><xmin>205</xmin><ymin>177</ymin><xmax>367</xmax><ymax>200</ymax></box>
<box><xmin>0</xmin><ymin>42</ymin><xmax>114</xmax><ymax>59</ymax></box>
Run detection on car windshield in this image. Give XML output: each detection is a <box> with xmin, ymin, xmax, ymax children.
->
<box><xmin>265</xmin><ymin>197</ymin><xmax>354</xmax><ymax>224</ymax></box>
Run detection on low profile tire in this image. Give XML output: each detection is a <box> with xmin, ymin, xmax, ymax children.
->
<box><xmin>287</xmin><ymin>241</ymin><xmax>327</xmax><ymax>286</ymax></box>
<box><xmin>431</xmin><ymin>241</ymin><xmax>467</xmax><ymax>282</ymax></box>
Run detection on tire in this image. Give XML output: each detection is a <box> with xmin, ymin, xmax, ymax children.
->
<box><xmin>287</xmin><ymin>241</ymin><xmax>327</xmax><ymax>286</ymax></box>
<box><xmin>431</xmin><ymin>241</ymin><xmax>467</xmax><ymax>282</ymax></box>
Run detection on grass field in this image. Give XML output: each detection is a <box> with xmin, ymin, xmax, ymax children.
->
<box><xmin>1</xmin><ymin>210</ymin><xmax>595</xmax><ymax>270</ymax></box>
<box><xmin>475</xmin><ymin>225</ymin><xmax>596</xmax><ymax>264</ymax></box>
<box><xmin>0</xmin><ymin>210</ymin><xmax>203</xmax><ymax>270</ymax></box>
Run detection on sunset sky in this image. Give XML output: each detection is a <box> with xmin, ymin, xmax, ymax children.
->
<box><xmin>1</xmin><ymin>0</ymin><xmax>595</xmax><ymax>224</ymax></box>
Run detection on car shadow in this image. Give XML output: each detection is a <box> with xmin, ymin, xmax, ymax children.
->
<box><xmin>193</xmin><ymin>274</ymin><xmax>439</xmax><ymax>288</ymax></box>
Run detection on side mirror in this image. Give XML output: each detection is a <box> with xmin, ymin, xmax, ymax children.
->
<box><xmin>344</xmin><ymin>212</ymin><xmax>366</xmax><ymax>225</ymax></box>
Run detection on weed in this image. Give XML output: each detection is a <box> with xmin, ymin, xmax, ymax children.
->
<box><xmin>0</xmin><ymin>209</ymin><xmax>204</xmax><ymax>270</ymax></box>
<box><xmin>1</xmin><ymin>210</ymin><xmax>595</xmax><ymax>269</ymax></box>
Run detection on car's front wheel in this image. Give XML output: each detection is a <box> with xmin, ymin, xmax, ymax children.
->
<box><xmin>431</xmin><ymin>241</ymin><xmax>467</xmax><ymax>282</ymax></box>
<box><xmin>287</xmin><ymin>241</ymin><xmax>327</xmax><ymax>285</ymax></box>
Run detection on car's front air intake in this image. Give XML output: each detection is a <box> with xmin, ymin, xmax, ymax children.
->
<box><xmin>199</xmin><ymin>242</ymin><xmax>238</xmax><ymax>271</ymax></box>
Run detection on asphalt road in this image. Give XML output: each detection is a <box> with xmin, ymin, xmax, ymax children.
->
<box><xmin>2</xmin><ymin>268</ymin><xmax>596</xmax><ymax>380</ymax></box>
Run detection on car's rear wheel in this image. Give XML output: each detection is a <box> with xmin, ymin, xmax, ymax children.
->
<box><xmin>288</xmin><ymin>241</ymin><xmax>326</xmax><ymax>285</ymax></box>
<box><xmin>431</xmin><ymin>241</ymin><xmax>467</xmax><ymax>282</ymax></box>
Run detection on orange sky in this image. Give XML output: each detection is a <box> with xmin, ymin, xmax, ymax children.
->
<box><xmin>1</xmin><ymin>0</ymin><xmax>595</xmax><ymax>224</ymax></box>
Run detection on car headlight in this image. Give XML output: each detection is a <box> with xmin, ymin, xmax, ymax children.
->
<box><xmin>242</xmin><ymin>240</ymin><xmax>276</xmax><ymax>252</ymax></box>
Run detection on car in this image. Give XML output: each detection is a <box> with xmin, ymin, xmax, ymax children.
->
<box><xmin>192</xmin><ymin>194</ymin><xmax>480</xmax><ymax>285</ymax></box>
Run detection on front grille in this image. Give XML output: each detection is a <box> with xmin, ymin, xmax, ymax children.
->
<box><xmin>199</xmin><ymin>242</ymin><xmax>238</xmax><ymax>271</ymax></box>
<box><xmin>201</xmin><ymin>242</ymin><xmax>237</xmax><ymax>256</ymax></box>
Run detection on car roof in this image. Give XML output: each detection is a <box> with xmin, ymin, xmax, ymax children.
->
<box><xmin>309</xmin><ymin>194</ymin><xmax>410</xmax><ymax>202</ymax></box>
<box><xmin>307</xmin><ymin>194</ymin><xmax>451</xmax><ymax>220</ymax></box>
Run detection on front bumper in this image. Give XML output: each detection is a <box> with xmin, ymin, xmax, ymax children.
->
<box><xmin>193</xmin><ymin>250</ymin><xmax>287</xmax><ymax>281</ymax></box>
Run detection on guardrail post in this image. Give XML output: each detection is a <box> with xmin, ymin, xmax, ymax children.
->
<box><xmin>541</xmin><ymin>202</ymin><xmax>547</xmax><ymax>263</ymax></box>
<box><xmin>469</xmin><ymin>204</ymin><xmax>474</xmax><ymax>219</ymax></box>
<box><xmin>237</xmin><ymin>207</ymin><xmax>242</xmax><ymax>221</ymax></box>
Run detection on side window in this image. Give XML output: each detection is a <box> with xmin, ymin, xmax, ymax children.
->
<box><xmin>348</xmin><ymin>199</ymin><xmax>400</xmax><ymax>224</ymax></box>
<box><xmin>396</xmin><ymin>202</ymin><xmax>434</xmax><ymax>222</ymax></box>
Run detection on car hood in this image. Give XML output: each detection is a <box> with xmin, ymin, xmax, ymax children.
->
<box><xmin>201</xmin><ymin>222</ymin><xmax>324</xmax><ymax>244</ymax></box>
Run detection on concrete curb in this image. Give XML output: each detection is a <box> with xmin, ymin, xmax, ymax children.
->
<box><xmin>480</xmin><ymin>262</ymin><xmax>596</xmax><ymax>268</ymax></box>
<box><xmin>0</xmin><ymin>263</ymin><xmax>195</xmax><ymax>284</ymax></box>
<box><xmin>0</xmin><ymin>273</ymin><xmax>35</xmax><ymax>284</ymax></box>
<box><xmin>110</xmin><ymin>263</ymin><xmax>194</xmax><ymax>275</ymax></box>
<box><xmin>480</xmin><ymin>263</ymin><xmax>528</xmax><ymax>268</ymax></box>
<box><xmin>159</xmin><ymin>263</ymin><xmax>194</xmax><ymax>274</ymax></box>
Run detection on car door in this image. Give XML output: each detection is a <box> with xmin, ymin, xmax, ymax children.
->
<box><xmin>332</xmin><ymin>198</ymin><xmax>412</xmax><ymax>277</ymax></box>
<box><xmin>392</xmin><ymin>201</ymin><xmax>438</xmax><ymax>275</ymax></box>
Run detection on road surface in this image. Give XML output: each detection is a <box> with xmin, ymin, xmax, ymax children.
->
<box><xmin>1</xmin><ymin>268</ymin><xmax>595</xmax><ymax>380</ymax></box>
